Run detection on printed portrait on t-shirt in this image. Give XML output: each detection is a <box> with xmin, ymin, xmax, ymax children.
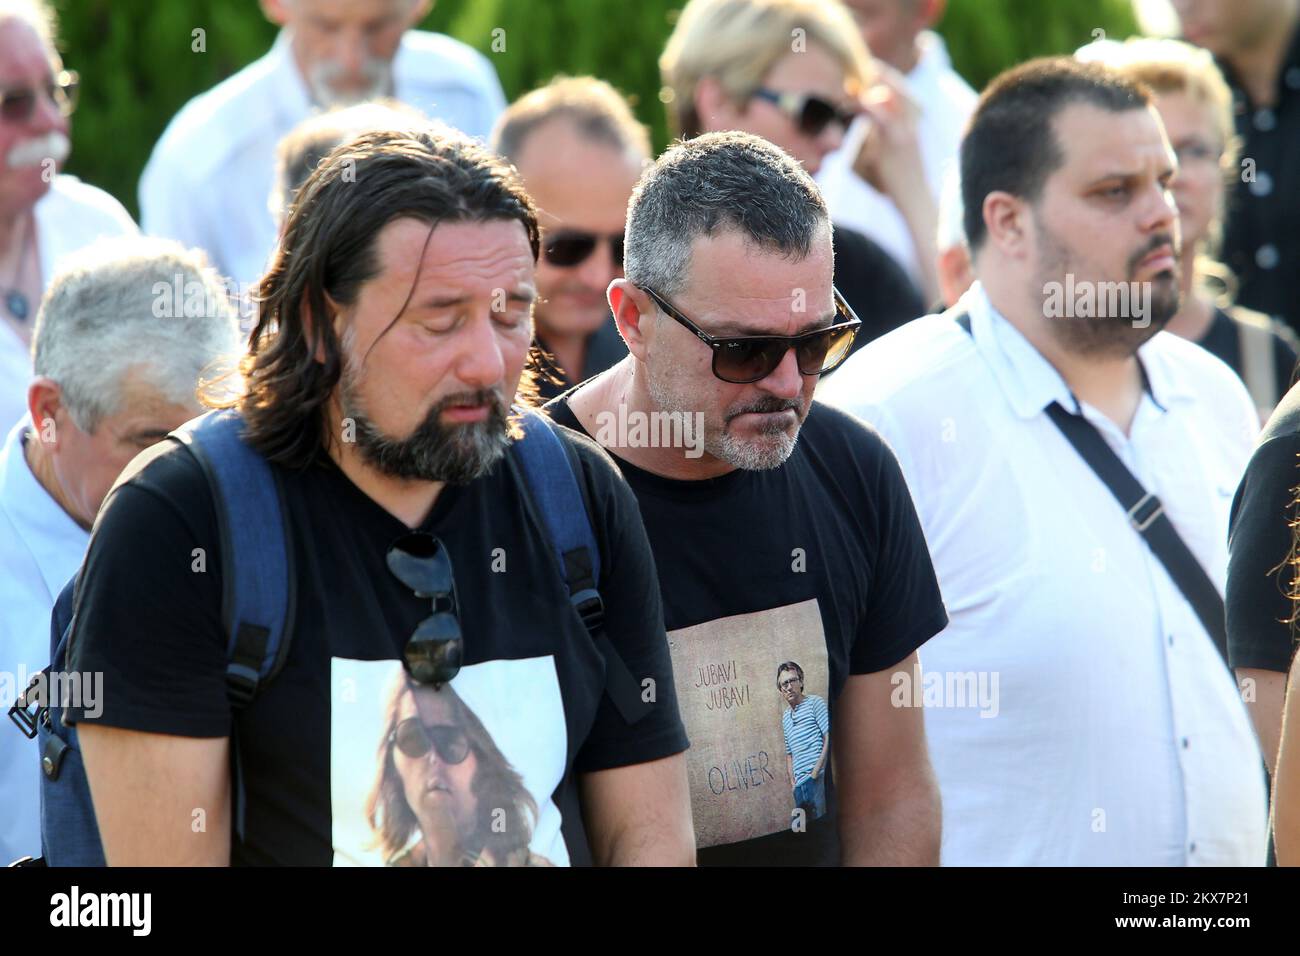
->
<box><xmin>667</xmin><ymin>599</ymin><xmax>830</xmax><ymax>848</ymax></box>
<box><xmin>329</xmin><ymin>657</ymin><xmax>570</xmax><ymax>867</ymax></box>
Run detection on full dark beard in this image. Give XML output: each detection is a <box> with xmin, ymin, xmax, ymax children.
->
<box><xmin>341</xmin><ymin>373</ymin><xmax>510</xmax><ymax>484</ymax></box>
<box><xmin>1035</xmin><ymin>224</ymin><xmax>1180</xmax><ymax>360</ymax></box>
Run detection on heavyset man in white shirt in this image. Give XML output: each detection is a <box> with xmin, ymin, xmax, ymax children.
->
<box><xmin>139</xmin><ymin>0</ymin><xmax>506</xmax><ymax>288</ymax></box>
<box><xmin>822</xmin><ymin>56</ymin><xmax>1268</xmax><ymax>865</ymax></box>
<box><xmin>0</xmin><ymin>238</ymin><xmax>240</xmax><ymax>865</ymax></box>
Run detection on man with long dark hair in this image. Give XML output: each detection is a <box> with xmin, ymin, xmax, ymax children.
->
<box><xmin>66</xmin><ymin>123</ymin><xmax>692</xmax><ymax>866</ymax></box>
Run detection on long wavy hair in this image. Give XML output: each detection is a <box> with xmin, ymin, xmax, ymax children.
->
<box><xmin>206</xmin><ymin>124</ymin><xmax>542</xmax><ymax>469</ymax></box>
<box><xmin>364</xmin><ymin>672</ymin><xmax>539</xmax><ymax>863</ymax></box>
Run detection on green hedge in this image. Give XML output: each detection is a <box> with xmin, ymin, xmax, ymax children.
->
<box><xmin>53</xmin><ymin>0</ymin><xmax>1139</xmax><ymax>222</ymax></box>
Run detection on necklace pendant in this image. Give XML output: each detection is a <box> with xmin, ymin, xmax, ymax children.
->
<box><xmin>5</xmin><ymin>290</ymin><xmax>28</xmax><ymax>322</ymax></box>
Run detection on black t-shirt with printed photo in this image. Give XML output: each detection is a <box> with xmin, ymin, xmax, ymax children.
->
<box><xmin>64</xmin><ymin>423</ymin><xmax>688</xmax><ymax>866</ymax></box>
<box><xmin>546</xmin><ymin>397</ymin><xmax>948</xmax><ymax>865</ymax></box>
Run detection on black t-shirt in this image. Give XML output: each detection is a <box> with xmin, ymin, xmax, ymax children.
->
<box><xmin>65</xmin><ymin>426</ymin><xmax>688</xmax><ymax>866</ymax></box>
<box><xmin>1227</xmin><ymin>379</ymin><xmax>1300</xmax><ymax>673</ymax></box>
<box><xmin>546</xmin><ymin>397</ymin><xmax>948</xmax><ymax>865</ymax></box>
<box><xmin>1197</xmin><ymin>306</ymin><xmax>1300</xmax><ymax>407</ymax></box>
<box><xmin>829</xmin><ymin>224</ymin><xmax>926</xmax><ymax>367</ymax></box>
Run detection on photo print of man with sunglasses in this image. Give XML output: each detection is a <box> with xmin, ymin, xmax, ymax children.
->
<box><xmin>491</xmin><ymin>77</ymin><xmax>650</xmax><ymax>403</ymax></box>
<box><xmin>62</xmin><ymin>124</ymin><xmax>694</xmax><ymax>866</ymax></box>
<box><xmin>546</xmin><ymin>131</ymin><xmax>947</xmax><ymax>866</ymax></box>
<box><xmin>0</xmin><ymin>0</ymin><xmax>137</xmax><ymax>434</ymax></box>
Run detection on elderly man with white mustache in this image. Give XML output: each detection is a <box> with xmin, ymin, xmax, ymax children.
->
<box><xmin>0</xmin><ymin>0</ymin><xmax>137</xmax><ymax>432</ymax></box>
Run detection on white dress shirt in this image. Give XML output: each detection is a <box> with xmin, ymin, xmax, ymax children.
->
<box><xmin>0</xmin><ymin>175</ymin><xmax>138</xmax><ymax>435</ymax></box>
<box><xmin>815</xmin><ymin>31</ymin><xmax>977</xmax><ymax>283</ymax></box>
<box><xmin>820</xmin><ymin>283</ymin><xmax>1268</xmax><ymax>866</ymax></box>
<box><xmin>0</xmin><ymin>418</ymin><xmax>89</xmax><ymax>864</ymax></box>
<box><xmin>139</xmin><ymin>29</ymin><xmax>507</xmax><ymax>288</ymax></box>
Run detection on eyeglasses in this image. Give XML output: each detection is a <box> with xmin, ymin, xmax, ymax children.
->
<box><xmin>542</xmin><ymin>229</ymin><xmax>624</xmax><ymax>268</ymax></box>
<box><xmin>641</xmin><ymin>286</ymin><xmax>862</xmax><ymax>384</ymax></box>
<box><xmin>389</xmin><ymin>716</ymin><xmax>470</xmax><ymax>764</ymax></box>
<box><xmin>0</xmin><ymin>70</ymin><xmax>78</xmax><ymax>123</ymax></box>
<box><xmin>779</xmin><ymin>678</ymin><xmax>801</xmax><ymax>689</ymax></box>
<box><xmin>751</xmin><ymin>87</ymin><xmax>857</xmax><ymax>138</ymax></box>
<box><xmin>387</xmin><ymin>532</ymin><xmax>462</xmax><ymax>688</ymax></box>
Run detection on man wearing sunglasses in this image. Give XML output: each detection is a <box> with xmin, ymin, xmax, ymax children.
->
<box><xmin>64</xmin><ymin>125</ymin><xmax>693</xmax><ymax>866</ymax></box>
<box><xmin>547</xmin><ymin>132</ymin><xmax>947</xmax><ymax>866</ymax></box>
<box><xmin>492</xmin><ymin>78</ymin><xmax>648</xmax><ymax>402</ymax></box>
<box><xmin>0</xmin><ymin>1</ymin><xmax>136</xmax><ymax>434</ymax></box>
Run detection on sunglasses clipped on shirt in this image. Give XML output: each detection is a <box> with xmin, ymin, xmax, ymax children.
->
<box><xmin>0</xmin><ymin>70</ymin><xmax>78</xmax><ymax>123</ymax></box>
<box><xmin>751</xmin><ymin>87</ymin><xmax>858</xmax><ymax>139</ymax></box>
<box><xmin>542</xmin><ymin>229</ymin><xmax>624</xmax><ymax>268</ymax></box>
<box><xmin>641</xmin><ymin>285</ymin><xmax>862</xmax><ymax>384</ymax></box>
<box><xmin>387</xmin><ymin>532</ymin><xmax>463</xmax><ymax>688</ymax></box>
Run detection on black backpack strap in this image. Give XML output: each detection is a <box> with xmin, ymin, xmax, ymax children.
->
<box><xmin>1042</xmin><ymin>402</ymin><xmax>1229</xmax><ymax>665</ymax></box>
<box><xmin>954</xmin><ymin>309</ymin><xmax>1229</xmax><ymax>664</ymax></box>
<box><xmin>510</xmin><ymin>408</ymin><xmax>651</xmax><ymax>724</ymax></box>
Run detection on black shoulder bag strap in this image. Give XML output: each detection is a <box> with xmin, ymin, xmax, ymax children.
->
<box><xmin>955</xmin><ymin>311</ymin><xmax>1230</xmax><ymax>666</ymax></box>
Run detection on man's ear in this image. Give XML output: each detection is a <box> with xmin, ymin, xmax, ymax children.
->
<box><xmin>608</xmin><ymin>279</ymin><xmax>655</xmax><ymax>361</ymax></box>
<box><xmin>27</xmin><ymin>377</ymin><xmax>70</xmax><ymax>450</ymax></box>
<box><xmin>300</xmin><ymin>293</ymin><xmax>345</xmax><ymax>364</ymax></box>
<box><xmin>982</xmin><ymin>190</ymin><xmax>1031</xmax><ymax>260</ymax></box>
<box><xmin>259</xmin><ymin>0</ymin><xmax>291</xmax><ymax>27</ymax></box>
<box><xmin>407</xmin><ymin>0</ymin><xmax>433</xmax><ymax>27</ymax></box>
<box><xmin>921</xmin><ymin>0</ymin><xmax>947</xmax><ymax>30</ymax></box>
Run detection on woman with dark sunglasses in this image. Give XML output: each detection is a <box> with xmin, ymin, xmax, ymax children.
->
<box><xmin>365</xmin><ymin>674</ymin><xmax>554</xmax><ymax>867</ymax></box>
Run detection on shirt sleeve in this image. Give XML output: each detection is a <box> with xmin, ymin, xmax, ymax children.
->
<box><xmin>563</xmin><ymin>430</ymin><xmax>690</xmax><ymax>773</ymax></box>
<box><xmin>851</xmin><ymin>437</ymin><xmax>949</xmax><ymax>674</ymax></box>
<box><xmin>64</xmin><ymin>446</ymin><xmax>231</xmax><ymax>737</ymax></box>
<box><xmin>1226</xmin><ymin>432</ymin><xmax>1300</xmax><ymax>673</ymax></box>
<box><xmin>815</xmin><ymin>696</ymin><xmax>829</xmax><ymax>736</ymax></box>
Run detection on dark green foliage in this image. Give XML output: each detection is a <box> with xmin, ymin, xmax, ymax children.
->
<box><xmin>50</xmin><ymin>0</ymin><xmax>1140</xmax><ymax>221</ymax></box>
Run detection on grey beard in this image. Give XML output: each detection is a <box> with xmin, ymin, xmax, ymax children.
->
<box><xmin>341</xmin><ymin>376</ymin><xmax>510</xmax><ymax>484</ymax></box>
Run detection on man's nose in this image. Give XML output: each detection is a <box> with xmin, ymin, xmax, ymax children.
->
<box><xmin>454</xmin><ymin>311</ymin><xmax>508</xmax><ymax>389</ymax></box>
<box><xmin>329</xmin><ymin>28</ymin><xmax>368</xmax><ymax>81</ymax></box>
<box><xmin>576</xmin><ymin>237</ymin><xmax>622</xmax><ymax>290</ymax></box>
<box><xmin>758</xmin><ymin>345</ymin><xmax>804</xmax><ymax>399</ymax></box>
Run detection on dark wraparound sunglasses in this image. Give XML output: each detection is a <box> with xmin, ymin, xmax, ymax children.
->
<box><xmin>542</xmin><ymin>229</ymin><xmax>624</xmax><ymax>268</ymax></box>
<box><xmin>0</xmin><ymin>70</ymin><xmax>78</xmax><ymax>123</ymax></box>
<box><xmin>641</xmin><ymin>285</ymin><xmax>862</xmax><ymax>384</ymax></box>
<box><xmin>389</xmin><ymin>717</ymin><xmax>470</xmax><ymax>764</ymax></box>
<box><xmin>387</xmin><ymin>532</ymin><xmax>463</xmax><ymax>687</ymax></box>
<box><xmin>751</xmin><ymin>87</ymin><xmax>857</xmax><ymax>138</ymax></box>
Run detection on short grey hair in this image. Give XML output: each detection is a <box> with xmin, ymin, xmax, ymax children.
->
<box><xmin>32</xmin><ymin>238</ymin><xmax>242</xmax><ymax>432</ymax></box>
<box><xmin>0</xmin><ymin>0</ymin><xmax>57</xmax><ymax>57</ymax></box>
<box><xmin>491</xmin><ymin>75</ymin><xmax>652</xmax><ymax>165</ymax></box>
<box><xmin>624</xmin><ymin>131</ymin><xmax>830</xmax><ymax>297</ymax></box>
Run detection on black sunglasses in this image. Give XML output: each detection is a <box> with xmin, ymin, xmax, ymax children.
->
<box><xmin>641</xmin><ymin>286</ymin><xmax>862</xmax><ymax>384</ymax></box>
<box><xmin>389</xmin><ymin>716</ymin><xmax>470</xmax><ymax>764</ymax></box>
<box><xmin>0</xmin><ymin>70</ymin><xmax>78</xmax><ymax>123</ymax></box>
<box><xmin>751</xmin><ymin>87</ymin><xmax>857</xmax><ymax>138</ymax></box>
<box><xmin>542</xmin><ymin>229</ymin><xmax>624</xmax><ymax>268</ymax></box>
<box><xmin>387</xmin><ymin>532</ymin><xmax>462</xmax><ymax>688</ymax></box>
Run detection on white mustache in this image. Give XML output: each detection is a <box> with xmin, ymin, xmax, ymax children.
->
<box><xmin>7</xmin><ymin>131</ymin><xmax>70</xmax><ymax>169</ymax></box>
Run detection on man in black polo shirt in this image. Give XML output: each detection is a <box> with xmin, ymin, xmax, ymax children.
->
<box><xmin>1174</xmin><ymin>0</ymin><xmax>1300</xmax><ymax>334</ymax></box>
<box><xmin>547</xmin><ymin>131</ymin><xmax>947</xmax><ymax>866</ymax></box>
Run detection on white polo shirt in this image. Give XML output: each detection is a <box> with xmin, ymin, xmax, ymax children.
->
<box><xmin>820</xmin><ymin>283</ymin><xmax>1268</xmax><ymax>866</ymax></box>
<box><xmin>139</xmin><ymin>28</ymin><xmax>507</xmax><ymax>287</ymax></box>
<box><xmin>815</xmin><ymin>31</ymin><xmax>977</xmax><ymax>283</ymax></box>
<box><xmin>0</xmin><ymin>418</ymin><xmax>89</xmax><ymax>864</ymax></box>
<box><xmin>0</xmin><ymin>175</ymin><xmax>137</xmax><ymax>435</ymax></box>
